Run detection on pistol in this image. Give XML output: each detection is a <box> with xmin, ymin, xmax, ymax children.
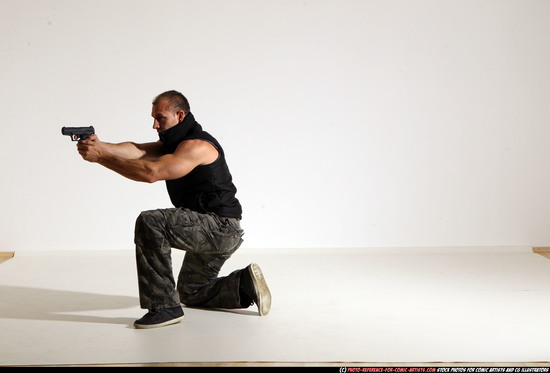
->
<box><xmin>61</xmin><ymin>126</ymin><xmax>95</xmax><ymax>141</ymax></box>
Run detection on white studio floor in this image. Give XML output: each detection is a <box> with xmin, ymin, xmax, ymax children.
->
<box><xmin>1</xmin><ymin>246</ymin><xmax>550</xmax><ymax>367</ymax></box>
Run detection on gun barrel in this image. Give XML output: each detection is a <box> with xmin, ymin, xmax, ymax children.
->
<box><xmin>61</xmin><ymin>126</ymin><xmax>95</xmax><ymax>141</ymax></box>
<box><xmin>61</xmin><ymin>126</ymin><xmax>95</xmax><ymax>135</ymax></box>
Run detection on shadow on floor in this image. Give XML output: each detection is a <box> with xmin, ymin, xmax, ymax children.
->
<box><xmin>0</xmin><ymin>285</ymin><xmax>138</xmax><ymax>326</ymax></box>
<box><xmin>184</xmin><ymin>305</ymin><xmax>258</xmax><ymax>316</ymax></box>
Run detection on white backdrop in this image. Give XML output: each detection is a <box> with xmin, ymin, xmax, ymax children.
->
<box><xmin>1</xmin><ymin>0</ymin><xmax>549</xmax><ymax>252</ymax></box>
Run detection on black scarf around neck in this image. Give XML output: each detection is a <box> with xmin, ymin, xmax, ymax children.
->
<box><xmin>158</xmin><ymin>112</ymin><xmax>201</xmax><ymax>154</ymax></box>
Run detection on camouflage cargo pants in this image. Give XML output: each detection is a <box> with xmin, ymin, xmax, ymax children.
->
<box><xmin>134</xmin><ymin>207</ymin><xmax>244</xmax><ymax>311</ymax></box>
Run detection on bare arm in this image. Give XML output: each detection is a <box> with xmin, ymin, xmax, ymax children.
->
<box><xmin>77</xmin><ymin>134</ymin><xmax>218</xmax><ymax>183</ymax></box>
<box><xmin>97</xmin><ymin>139</ymin><xmax>163</xmax><ymax>160</ymax></box>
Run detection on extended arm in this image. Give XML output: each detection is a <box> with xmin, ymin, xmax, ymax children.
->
<box><xmin>95</xmin><ymin>139</ymin><xmax>163</xmax><ymax>161</ymax></box>
<box><xmin>77</xmin><ymin>134</ymin><xmax>218</xmax><ymax>183</ymax></box>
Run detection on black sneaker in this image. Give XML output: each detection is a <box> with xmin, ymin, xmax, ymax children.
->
<box><xmin>134</xmin><ymin>306</ymin><xmax>185</xmax><ymax>329</ymax></box>
<box><xmin>240</xmin><ymin>263</ymin><xmax>271</xmax><ymax>316</ymax></box>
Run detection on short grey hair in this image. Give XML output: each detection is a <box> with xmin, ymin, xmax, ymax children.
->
<box><xmin>153</xmin><ymin>90</ymin><xmax>191</xmax><ymax>114</ymax></box>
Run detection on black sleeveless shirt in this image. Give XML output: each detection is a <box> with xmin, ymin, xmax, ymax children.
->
<box><xmin>158</xmin><ymin>113</ymin><xmax>242</xmax><ymax>219</ymax></box>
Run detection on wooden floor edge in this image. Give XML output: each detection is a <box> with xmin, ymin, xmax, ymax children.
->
<box><xmin>0</xmin><ymin>252</ymin><xmax>15</xmax><ymax>258</ymax></box>
<box><xmin>0</xmin><ymin>252</ymin><xmax>14</xmax><ymax>264</ymax></box>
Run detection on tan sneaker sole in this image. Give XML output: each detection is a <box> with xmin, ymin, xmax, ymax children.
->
<box><xmin>249</xmin><ymin>263</ymin><xmax>271</xmax><ymax>316</ymax></box>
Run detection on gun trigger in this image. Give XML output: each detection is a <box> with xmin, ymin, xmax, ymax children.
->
<box><xmin>72</xmin><ymin>134</ymin><xmax>80</xmax><ymax>141</ymax></box>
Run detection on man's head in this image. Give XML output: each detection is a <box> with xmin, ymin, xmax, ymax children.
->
<box><xmin>151</xmin><ymin>90</ymin><xmax>191</xmax><ymax>133</ymax></box>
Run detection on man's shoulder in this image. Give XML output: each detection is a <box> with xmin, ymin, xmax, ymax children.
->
<box><xmin>175</xmin><ymin>138</ymin><xmax>214</xmax><ymax>150</ymax></box>
<box><xmin>174</xmin><ymin>139</ymin><xmax>219</xmax><ymax>165</ymax></box>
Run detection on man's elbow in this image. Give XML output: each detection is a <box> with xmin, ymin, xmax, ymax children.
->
<box><xmin>142</xmin><ymin>175</ymin><xmax>158</xmax><ymax>183</ymax></box>
<box><xmin>143</xmin><ymin>172</ymin><xmax>163</xmax><ymax>183</ymax></box>
<box><xmin>141</xmin><ymin>165</ymin><xmax>162</xmax><ymax>183</ymax></box>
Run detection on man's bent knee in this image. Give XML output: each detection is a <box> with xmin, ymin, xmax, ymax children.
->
<box><xmin>134</xmin><ymin>210</ymin><xmax>165</xmax><ymax>247</ymax></box>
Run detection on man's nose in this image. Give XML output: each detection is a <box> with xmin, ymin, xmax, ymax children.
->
<box><xmin>153</xmin><ymin>120</ymin><xmax>159</xmax><ymax>129</ymax></box>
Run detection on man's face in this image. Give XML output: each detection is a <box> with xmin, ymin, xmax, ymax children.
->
<box><xmin>151</xmin><ymin>99</ymin><xmax>185</xmax><ymax>133</ymax></box>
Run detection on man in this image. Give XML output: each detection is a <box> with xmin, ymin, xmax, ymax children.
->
<box><xmin>76</xmin><ymin>90</ymin><xmax>271</xmax><ymax>329</ymax></box>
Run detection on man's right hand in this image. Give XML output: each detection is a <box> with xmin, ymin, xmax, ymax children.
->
<box><xmin>77</xmin><ymin>134</ymin><xmax>104</xmax><ymax>163</ymax></box>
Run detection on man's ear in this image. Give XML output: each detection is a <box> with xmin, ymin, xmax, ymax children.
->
<box><xmin>177</xmin><ymin>111</ymin><xmax>186</xmax><ymax>122</ymax></box>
